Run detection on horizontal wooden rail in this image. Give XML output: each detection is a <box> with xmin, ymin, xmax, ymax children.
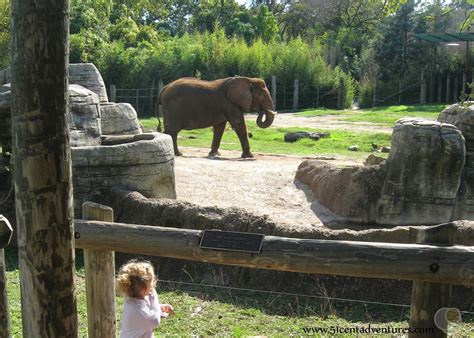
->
<box><xmin>74</xmin><ymin>220</ymin><xmax>474</xmax><ymax>287</ymax></box>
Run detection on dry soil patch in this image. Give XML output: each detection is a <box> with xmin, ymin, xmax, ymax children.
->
<box><xmin>174</xmin><ymin>147</ymin><xmax>359</xmax><ymax>227</ymax></box>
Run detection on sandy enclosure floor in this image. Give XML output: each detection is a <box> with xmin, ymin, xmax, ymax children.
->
<box><xmin>174</xmin><ymin>147</ymin><xmax>359</xmax><ymax>227</ymax></box>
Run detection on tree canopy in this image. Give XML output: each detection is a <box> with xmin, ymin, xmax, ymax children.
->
<box><xmin>1</xmin><ymin>0</ymin><xmax>472</xmax><ymax>107</ymax></box>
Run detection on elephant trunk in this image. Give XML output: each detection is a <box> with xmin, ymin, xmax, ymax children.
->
<box><xmin>256</xmin><ymin>109</ymin><xmax>276</xmax><ymax>129</ymax></box>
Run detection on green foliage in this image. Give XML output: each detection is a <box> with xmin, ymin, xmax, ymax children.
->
<box><xmin>0</xmin><ymin>1</ymin><xmax>10</xmax><ymax>69</ymax></box>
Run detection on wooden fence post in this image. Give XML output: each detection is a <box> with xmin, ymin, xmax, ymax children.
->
<box><xmin>158</xmin><ymin>80</ymin><xmax>164</xmax><ymax>96</ymax></box>
<box><xmin>399</xmin><ymin>80</ymin><xmax>403</xmax><ymax>103</ymax></box>
<box><xmin>429</xmin><ymin>76</ymin><xmax>435</xmax><ymax>103</ymax></box>
<box><xmin>293</xmin><ymin>79</ymin><xmax>299</xmax><ymax>111</ymax></box>
<box><xmin>372</xmin><ymin>78</ymin><xmax>377</xmax><ymax>107</ymax></box>
<box><xmin>446</xmin><ymin>75</ymin><xmax>451</xmax><ymax>103</ymax></box>
<box><xmin>82</xmin><ymin>202</ymin><xmax>116</xmax><ymax>338</ymax></box>
<box><xmin>420</xmin><ymin>71</ymin><xmax>427</xmax><ymax>104</ymax></box>
<box><xmin>0</xmin><ymin>215</ymin><xmax>13</xmax><ymax>338</ymax></box>
<box><xmin>337</xmin><ymin>77</ymin><xmax>345</xmax><ymax>110</ymax></box>
<box><xmin>409</xmin><ymin>222</ymin><xmax>456</xmax><ymax>338</ymax></box>
<box><xmin>437</xmin><ymin>76</ymin><xmax>442</xmax><ymax>103</ymax></box>
<box><xmin>462</xmin><ymin>73</ymin><xmax>467</xmax><ymax>95</ymax></box>
<box><xmin>271</xmin><ymin>76</ymin><xmax>277</xmax><ymax>109</ymax></box>
<box><xmin>110</xmin><ymin>85</ymin><xmax>116</xmax><ymax>103</ymax></box>
<box><xmin>453</xmin><ymin>76</ymin><xmax>459</xmax><ymax>102</ymax></box>
<box><xmin>316</xmin><ymin>86</ymin><xmax>320</xmax><ymax>108</ymax></box>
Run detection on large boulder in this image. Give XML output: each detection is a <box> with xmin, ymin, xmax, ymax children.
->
<box><xmin>377</xmin><ymin>118</ymin><xmax>465</xmax><ymax>224</ymax></box>
<box><xmin>438</xmin><ymin>103</ymin><xmax>474</xmax><ymax>220</ymax></box>
<box><xmin>68</xmin><ymin>84</ymin><xmax>101</xmax><ymax>147</ymax></box>
<box><xmin>69</xmin><ymin>63</ymin><xmax>108</xmax><ymax>103</ymax></box>
<box><xmin>71</xmin><ymin>133</ymin><xmax>176</xmax><ymax>217</ymax></box>
<box><xmin>297</xmin><ymin>119</ymin><xmax>466</xmax><ymax>225</ymax></box>
<box><xmin>100</xmin><ymin>102</ymin><xmax>142</xmax><ymax>135</ymax></box>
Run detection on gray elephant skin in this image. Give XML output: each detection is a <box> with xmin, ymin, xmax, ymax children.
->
<box><xmin>156</xmin><ymin>76</ymin><xmax>277</xmax><ymax>158</ymax></box>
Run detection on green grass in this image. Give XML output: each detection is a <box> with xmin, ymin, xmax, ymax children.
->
<box><xmin>141</xmin><ymin>118</ymin><xmax>391</xmax><ymax>159</ymax></box>
<box><xmin>141</xmin><ymin>104</ymin><xmax>449</xmax><ymax>159</ymax></box>
<box><xmin>294</xmin><ymin>104</ymin><xmax>447</xmax><ymax>127</ymax></box>
<box><xmin>4</xmin><ymin>248</ymin><xmax>472</xmax><ymax>337</ymax></box>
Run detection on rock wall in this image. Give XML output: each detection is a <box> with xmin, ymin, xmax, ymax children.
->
<box><xmin>297</xmin><ymin>118</ymin><xmax>467</xmax><ymax>225</ymax></box>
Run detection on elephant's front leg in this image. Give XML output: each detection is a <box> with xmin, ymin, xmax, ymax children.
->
<box><xmin>229</xmin><ymin>118</ymin><xmax>253</xmax><ymax>158</ymax></box>
<box><xmin>209</xmin><ymin>121</ymin><xmax>227</xmax><ymax>157</ymax></box>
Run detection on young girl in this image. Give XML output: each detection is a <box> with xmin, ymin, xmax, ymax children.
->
<box><xmin>116</xmin><ymin>260</ymin><xmax>174</xmax><ymax>338</ymax></box>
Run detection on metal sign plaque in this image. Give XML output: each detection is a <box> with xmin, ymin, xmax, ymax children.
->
<box><xmin>199</xmin><ymin>230</ymin><xmax>264</xmax><ymax>253</ymax></box>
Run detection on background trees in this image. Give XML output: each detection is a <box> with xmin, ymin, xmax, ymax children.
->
<box><xmin>2</xmin><ymin>0</ymin><xmax>472</xmax><ymax>108</ymax></box>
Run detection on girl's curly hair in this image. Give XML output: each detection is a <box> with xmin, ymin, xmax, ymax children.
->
<box><xmin>116</xmin><ymin>259</ymin><xmax>157</xmax><ymax>298</ymax></box>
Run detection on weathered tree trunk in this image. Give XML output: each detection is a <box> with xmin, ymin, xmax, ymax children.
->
<box><xmin>11</xmin><ymin>0</ymin><xmax>77</xmax><ymax>337</ymax></box>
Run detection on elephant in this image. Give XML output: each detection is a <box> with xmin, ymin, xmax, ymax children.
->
<box><xmin>156</xmin><ymin>76</ymin><xmax>277</xmax><ymax>158</ymax></box>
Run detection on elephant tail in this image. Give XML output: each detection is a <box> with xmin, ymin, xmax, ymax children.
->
<box><xmin>155</xmin><ymin>91</ymin><xmax>163</xmax><ymax>132</ymax></box>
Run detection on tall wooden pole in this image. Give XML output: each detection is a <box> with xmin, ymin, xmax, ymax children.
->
<box><xmin>11</xmin><ymin>0</ymin><xmax>77</xmax><ymax>336</ymax></box>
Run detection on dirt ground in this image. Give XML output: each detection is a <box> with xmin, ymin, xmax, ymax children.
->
<box><xmin>175</xmin><ymin>112</ymin><xmax>370</xmax><ymax>228</ymax></box>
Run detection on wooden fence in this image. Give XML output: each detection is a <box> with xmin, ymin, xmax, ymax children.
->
<box><xmin>73</xmin><ymin>202</ymin><xmax>473</xmax><ymax>338</ymax></box>
<box><xmin>2</xmin><ymin>202</ymin><xmax>473</xmax><ymax>337</ymax></box>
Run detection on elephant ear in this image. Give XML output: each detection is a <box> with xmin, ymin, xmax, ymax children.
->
<box><xmin>224</xmin><ymin>77</ymin><xmax>253</xmax><ymax>112</ymax></box>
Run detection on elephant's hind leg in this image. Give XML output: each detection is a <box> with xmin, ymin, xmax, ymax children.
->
<box><xmin>209</xmin><ymin>121</ymin><xmax>227</xmax><ymax>157</ymax></box>
<box><xmin>164</xmin><ymin>128</ymin><xmax>183</xmax><ymax>156</ymax></box>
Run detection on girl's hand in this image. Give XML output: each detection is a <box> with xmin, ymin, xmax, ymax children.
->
<box><xmin>161</xmin><ymin>304</ymin><xmax>174</xmax><ymax>317</ymax></box>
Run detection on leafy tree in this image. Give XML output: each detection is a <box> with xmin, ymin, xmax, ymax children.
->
<box><xmin>373</xmin><ymin>1</ymin><xmax>421</xmax><ymax>82</ymax></box>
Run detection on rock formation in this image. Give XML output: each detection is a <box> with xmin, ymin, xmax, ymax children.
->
<box><xmin>0</xmin><ymin>63</ymin><xmax>176</xmax><ymax>219</ymax></box>
<box><xmin>297</xmin><ymin>118</ymin><xmax>468</xmax><ymax>225</ymax></box>
<box><xmin>100</xmin><ymin>102</ymin><xmax>142</xmax><ymax>135</ymax></box>
<box><xmin>438</xmin><ymin>102</ymin><xmax>474</xmax><ymax>220</ymax></box>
